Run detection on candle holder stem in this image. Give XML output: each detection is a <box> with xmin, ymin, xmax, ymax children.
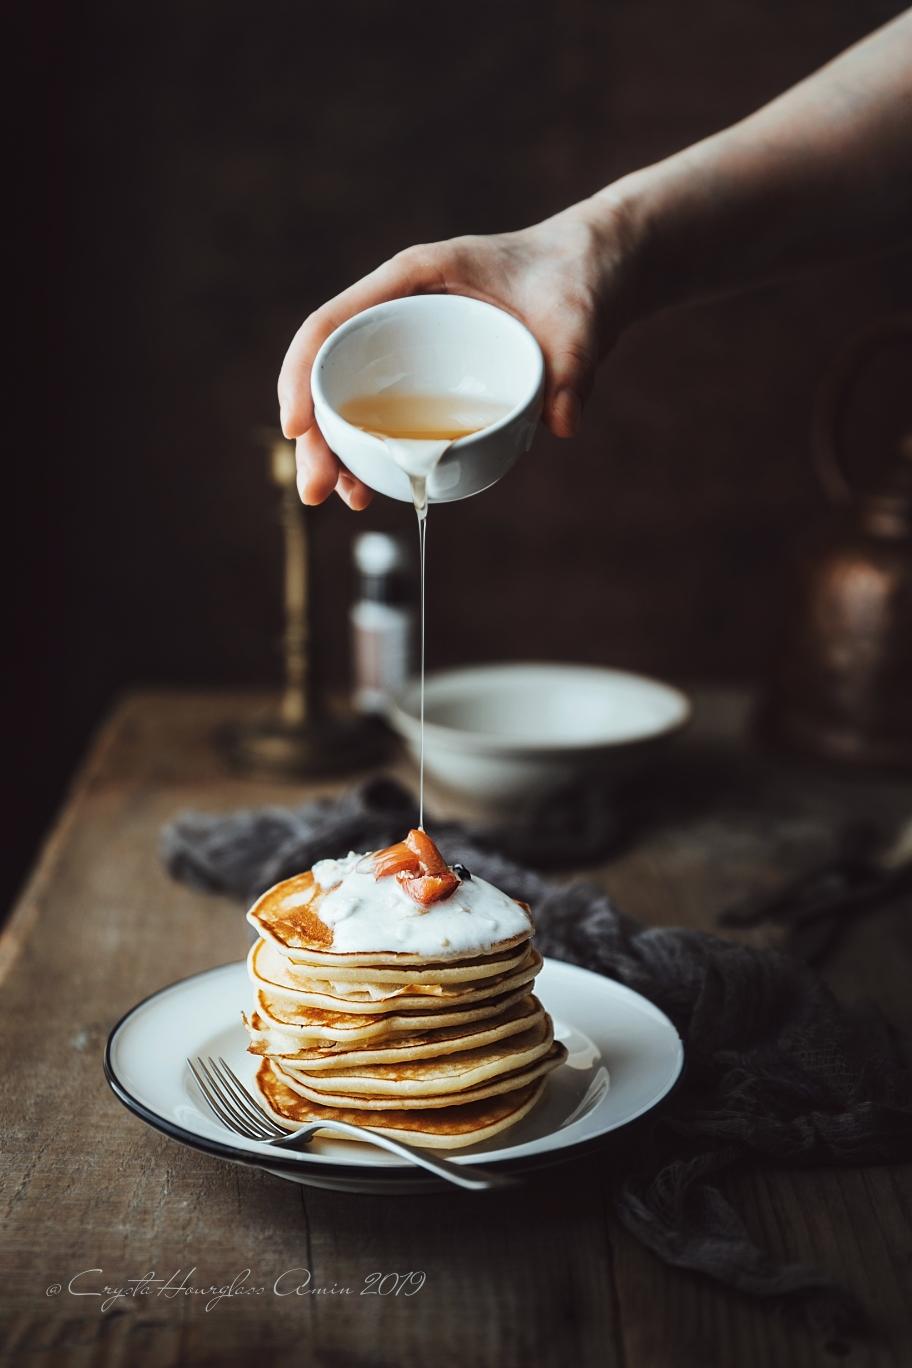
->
<box><xmin>221</xmin><ymin>431</ymin><xmax>387</xmax><ymax>777</ymax></box>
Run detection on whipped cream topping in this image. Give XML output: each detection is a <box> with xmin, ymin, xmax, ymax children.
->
<box><xmin>306</xmin><ymin>851</ymin><xmax>532</xmax><ymax>957</ymax></box>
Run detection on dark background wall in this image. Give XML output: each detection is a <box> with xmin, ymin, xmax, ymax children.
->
<box><xmin>16</xmin><ymin>0</ymin><xmax>912</xmax><ymax>908</ymax></box>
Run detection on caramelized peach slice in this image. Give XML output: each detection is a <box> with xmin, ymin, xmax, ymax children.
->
<box><xmin>396</xmin><ymin>870</ymin><xmax>460</xmax><ymax>905</ymax></box>
<box><xmin>372</xmin><ymin>842</ymin><xmax>421</xmax><ymax>879</ymax></box>
<box><xmin>373</xmin><ymin>829</ymin><xmax>459</xmax><ymax>903</ymax></box>
<box><xmin>405</xmin><ymin>828</ymin><xmax>448</xmax><ymax>875</ymax></box>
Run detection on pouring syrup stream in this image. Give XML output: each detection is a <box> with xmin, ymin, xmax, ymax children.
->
<box><xmin>416</xmin><ymin>489</ymin><xmax>428</xmax><ymax>829</ymax></box>
<box><xmin>339</xmin><ymin>394</ymin><xmax>510</xmax><ymax>830</ymax></box>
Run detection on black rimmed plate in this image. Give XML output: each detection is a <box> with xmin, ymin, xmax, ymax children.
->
<box><xmin>104</xmin><ymin>959</ymin><xmax>683</xmax><ymax>1194</ymax></box>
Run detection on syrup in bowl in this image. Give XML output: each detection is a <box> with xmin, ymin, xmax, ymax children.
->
<box><xmin>339</xmin><ymin>392</ymin><xmax>510</xmax><ymax>442</ymax></box>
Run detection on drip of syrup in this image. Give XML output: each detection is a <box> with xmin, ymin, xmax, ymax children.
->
<box><xmin>384</xmin><ymin>440</ymin><xmax>449</xmax><ymax>833</ymax></box>
<box><xmin>339</xmin><ymin>394</ymin><xmax>510</xmax><ymax>830</ymax></box>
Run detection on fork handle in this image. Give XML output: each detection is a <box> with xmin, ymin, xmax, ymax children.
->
<box><xmin>270</xmin><ymin>1120</ymin><xmax>517</xmax><ymax>1191</ymax></box>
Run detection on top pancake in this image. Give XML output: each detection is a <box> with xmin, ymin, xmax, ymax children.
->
<box><xmin>248</xmin><ymin>867</ymin><xmax>533</xmax><ymax>965</ymax></box>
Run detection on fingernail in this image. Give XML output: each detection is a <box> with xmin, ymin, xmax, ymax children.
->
<box><xmin>554</xmin><ymin>388</ymin><xmax>581</xmax><ymax>437</ymax></box>
<box><xmin>279</xmin><ymin>405</ymin><xmax>289</xmax><ymax>438</ymax></box>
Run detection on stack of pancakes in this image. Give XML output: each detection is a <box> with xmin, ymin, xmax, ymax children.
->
<box><xmin>244</xmin><ymin>863</ymin><xmax>566</xmax><ymax>1149</ymax></box>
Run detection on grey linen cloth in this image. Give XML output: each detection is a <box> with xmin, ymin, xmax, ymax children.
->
<box><xmin>162</xmin><ymin>777</ymin><xmax>912</xmax><ymax>1335</ymax></box>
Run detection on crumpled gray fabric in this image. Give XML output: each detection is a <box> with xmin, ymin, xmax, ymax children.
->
<box><xmin>161</xmin><ymin>776</ymin><xmax>912</xmax><ymax>1336</ymax></box>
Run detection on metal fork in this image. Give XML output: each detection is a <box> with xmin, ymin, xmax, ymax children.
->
<box><xmin>188</xmin><ymin>1056</ymin><xmax>517</xmax><ymax>1192</ymax></box>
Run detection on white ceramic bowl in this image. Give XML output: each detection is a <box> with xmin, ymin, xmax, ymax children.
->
<box><xmin>311</xmin><ymin>296</ymin><xmax>544</xmax><ymax>503</ymax></box>
<box><xmin>387</xmin><ymin>663</ymin><xmax>692</xmax><ymax>804</ymax></box>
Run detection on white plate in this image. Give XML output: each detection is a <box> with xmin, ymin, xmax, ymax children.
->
<box><xmin>105</xmin><ymin>958</ymin><xmax>683</xmax><ymax>1194</ymax></box>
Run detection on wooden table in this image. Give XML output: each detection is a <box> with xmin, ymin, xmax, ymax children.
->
<box><xmin>2</xmin><ymin>689</ymin><xmax>911</xmax><ymax>1368</ymax></box>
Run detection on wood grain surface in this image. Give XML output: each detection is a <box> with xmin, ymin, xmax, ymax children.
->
<box><xmin>1</xmin><ymin>690</ymin><xmax>910</xmax><ymax>1368</ymax></box>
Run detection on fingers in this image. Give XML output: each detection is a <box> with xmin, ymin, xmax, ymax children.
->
<box><xmin>540</xmin><ymin>322</ymin><xmax>598</xmax><ymax>438</ymax></box>
<box><xmin>295</xmin><ymin>426</ymin><xmax>374</xmax><ymax>510</ymax></box>
<box><xmin>549</xmin><ymin>387</ymin><xmax>583</xmax><ymax>438</ymax></box>
<box><xmin>295</xmin><ymin>427</ymin><xmax>340</xmax><ymax>504</ymax></box>
<box><xmin>278</xmin><ymin>247</ymin><xmax>448</xmax><ymax>440</ymax></box>
<box><xmin>335</xmin><ymin>470</ymin><xmax>374</xmax><ymax>511</ymax></box>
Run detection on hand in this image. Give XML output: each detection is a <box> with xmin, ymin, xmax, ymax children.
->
<box><xmin>277</xmin><ymin>194</ymin><xmax>637</xmax><ymax>508</ymax></box>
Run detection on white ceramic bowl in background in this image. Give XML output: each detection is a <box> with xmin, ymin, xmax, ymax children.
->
<box><xmin>311</xmin><ymin>296</ymin><xmax>545</xmax><ymax>503</ymax></box>
<box><xmin>387</xmin><ymin>663</ymin><xmax>692</xmax><ymax>804</ymax></box>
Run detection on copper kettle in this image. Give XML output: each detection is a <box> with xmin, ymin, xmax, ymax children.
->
<box><xmin>762</xmin><ymin>316</ymin><xmax>912</xmax><ymax>769</ymax></box>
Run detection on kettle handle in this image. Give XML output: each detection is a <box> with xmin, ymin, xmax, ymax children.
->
<box><xmin>813</xmin><ymin>314</ymin><xmax>912</xmax><ymax>505</ymax></box>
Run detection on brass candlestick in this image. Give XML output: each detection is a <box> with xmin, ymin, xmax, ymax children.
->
<box><xmin>223</xmin><ymin>431</ymin><xmax>386</xmax><ymax>776</ymax></box>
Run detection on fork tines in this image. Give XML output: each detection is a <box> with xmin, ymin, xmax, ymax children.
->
<box><xmin>188</xmin><ymin>1056</ymin><xmax>281</xmax><ymax>1141</ymax></box>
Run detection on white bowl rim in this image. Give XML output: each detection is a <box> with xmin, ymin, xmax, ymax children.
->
<box><xmin>387</xmin><ymin>662</ymin><xmax>692</xmax><ymax>755</ymax></box>
<box><xmin>310</xmin><ymin>295</ymin><xmax>545</xmax><ymax>452</ymax></box>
